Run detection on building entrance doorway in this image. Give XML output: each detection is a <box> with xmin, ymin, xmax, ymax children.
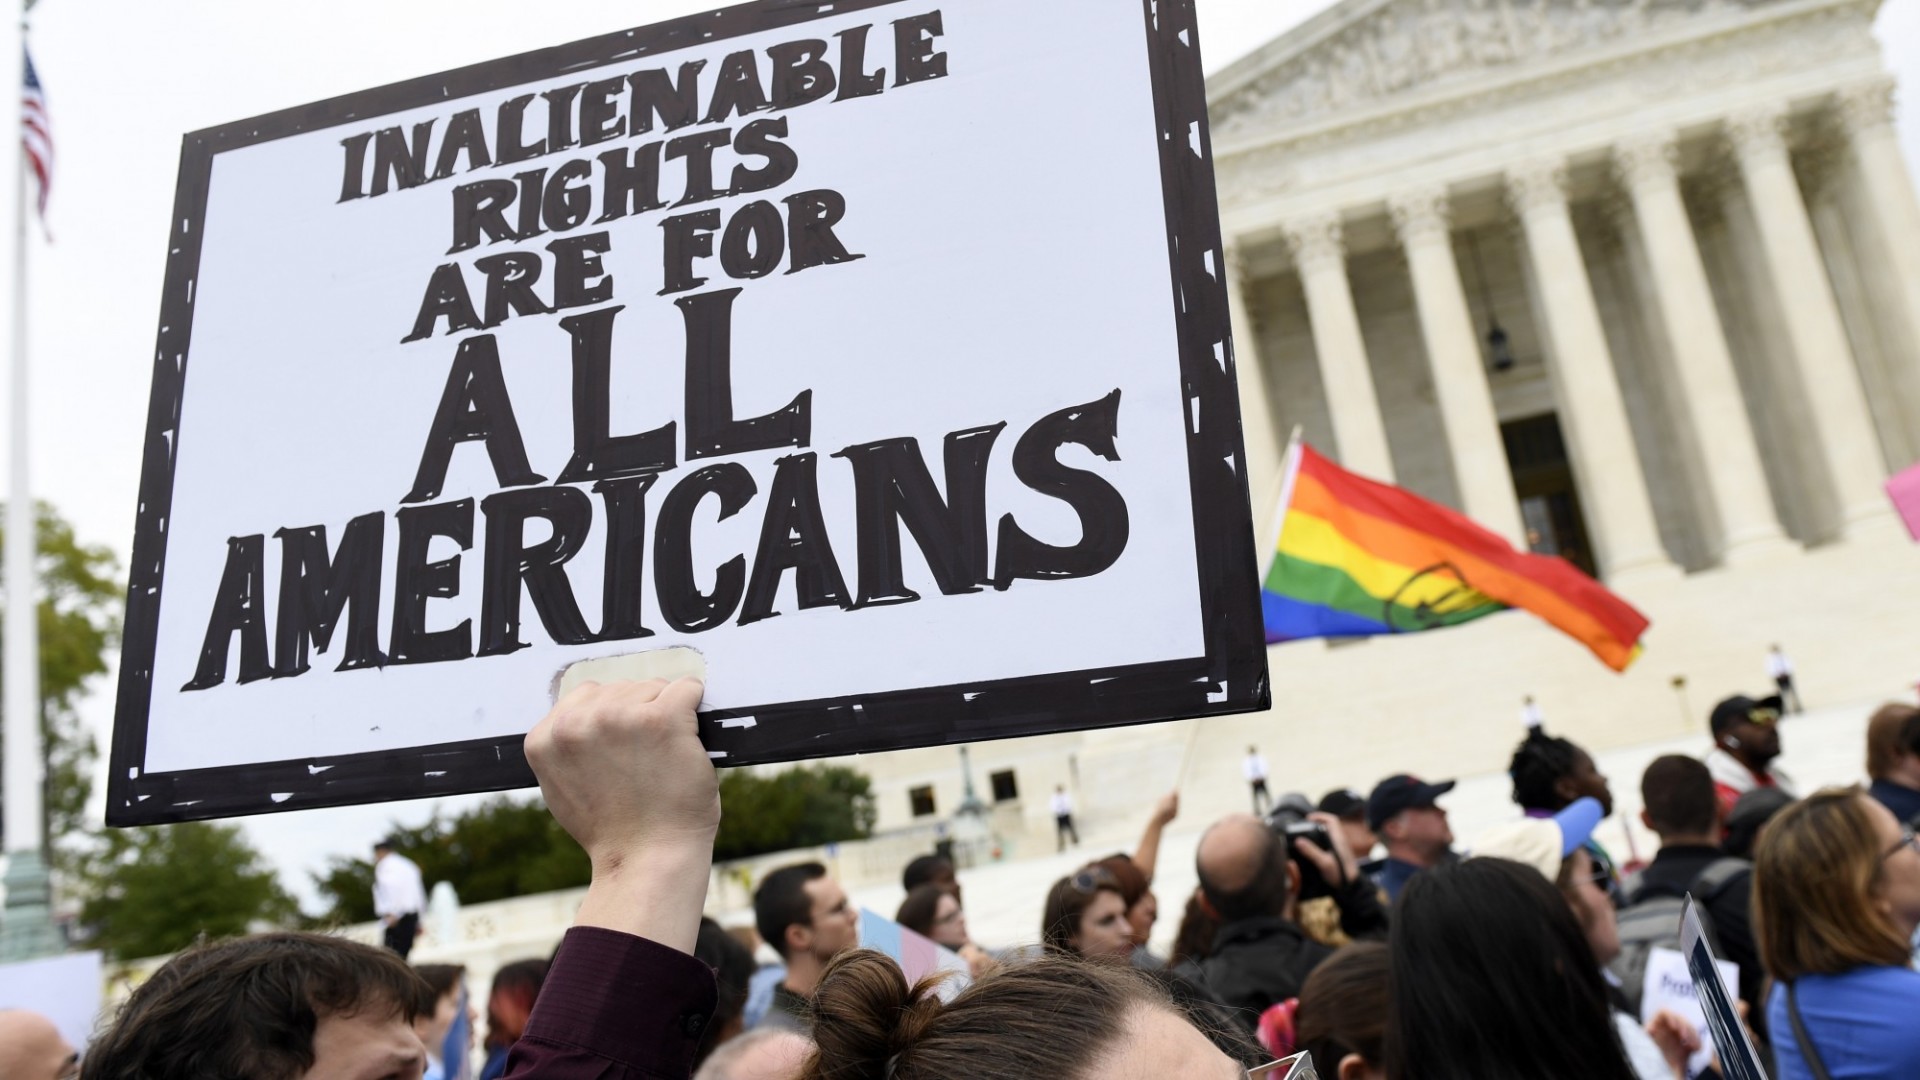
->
<box><xmin>1501</xmin><ymin>414</ymin><xmax>1598</xmax><ymax>578</ymax></box>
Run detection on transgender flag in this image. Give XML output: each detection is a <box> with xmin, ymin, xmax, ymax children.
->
<box><xmin>857</xmin><ymin>908</ymin><xmax>972</xmax><ymax>1001</ymax></box>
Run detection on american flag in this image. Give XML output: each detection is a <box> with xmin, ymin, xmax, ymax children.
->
<box><xmin>22</xmin><ymin>47</ymin><xmax>50</xmax><ymax>221</ymax></box>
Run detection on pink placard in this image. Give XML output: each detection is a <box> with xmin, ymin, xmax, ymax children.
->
<box><xmin>1887</xmin><ymin>463</ymin><xmax>1920</xmax><ymax>541</ymax></box>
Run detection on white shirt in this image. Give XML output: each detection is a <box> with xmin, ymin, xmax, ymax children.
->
<box><xmin>1767</xmin><ymin>650</ymin><xmax>1793</xmax><ymax>678</ymax></box>
<box><xmin>373</xmin><ymin>852</ymin><xmax>427</xmax><ymax>918</ymax></box>
<box><xmin>1704</xmin><ymin>747</ymin><xmax>1796</xmax><ymax>800</ymax></box>
<box><xmin>1521</xmin><ymin>701</ymin><xmax>1544</xmax><ymax>729</ymax></box>
<box><xmin>1244</xmin><ymin>754</ymin><xmax>1268</xmax><ymax>782</ymax></box>
<box><xmin>1050</xmin><ymin>791</ymin><xmax>1073</xmax><ymax>817</ymax></box>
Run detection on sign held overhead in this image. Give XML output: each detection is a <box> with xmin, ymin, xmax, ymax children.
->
<box><xmin>110</xmin><ymin>0</ymin><xmax>1267</xmax><ymax>826</ymax></box>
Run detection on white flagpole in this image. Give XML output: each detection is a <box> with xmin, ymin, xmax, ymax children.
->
<box><xmin>0</xmin><ymin>10</ymin><xmax>55</xmax><ymax>960</ymax></box>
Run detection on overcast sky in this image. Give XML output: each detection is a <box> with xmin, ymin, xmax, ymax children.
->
<box><xmin>11</xmin><ymin>0</ymin><xmax>1917</xmax><ymax>911</ymax></box>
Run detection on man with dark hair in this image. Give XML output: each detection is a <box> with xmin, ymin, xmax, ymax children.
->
<box><xmin>901</xmin><ymin>853</ymin><xmax>959</xmax><ymax>906</ymax></box>
<box><xmin>411</xmin><ymin>963</ymin><xmax>469</xmax><ymax>1080</ymax></box>
<box><xmin>1315</xmin><ymin>789</ymin><xmax>1377</xmax><ymax>871</ymax></box>
<box><xmin>1366</xmin><ymin>774</ymin><xmax>1457</xmax><ymax>902</ymax></box>
<box><xmin>751</xmin><ymin>861</ymin><xmax>858</xmax><ymax>1031</ymax></box>
<box><xmin>1612</xmin><ymin>754</ymin><xmax>1763</xmax><ymax>1026</ymax></box>
<box><xmin>372</xmin><ymin>836</ymin><xmax>426</xmax><ymax>958</ymax></box>
<box><xmin>1706</xmin><ymin>693</ymin><xmax>1795</xmax><ymax>819</ymax></box>
<box><xmin>1507</xmin><ymin>727</ymin><xmax>1623</xmax><ymax>903</ymax></box>
<box><xmin>81</xmin><ymin>932</ymin><xmax>429</xmax><ymax>1080</ymax></box>
<box><xmin>1188</xmin><ymin>812</ymin><xmax>1386</xmax><ymax>1029</ymax></box>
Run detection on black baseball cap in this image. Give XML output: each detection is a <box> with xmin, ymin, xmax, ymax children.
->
<box><xmin>1367</xmin><ymin>774</ymin><xmax>1456</xmax><ymax>831</ymax></box>
<box><xmin>1318</xmin><ymin>788</ymin><xmax>1367</xmax><ymax>821</ymax></box>
<box><xmin>1709</xmin><ymin>694</ymin><xmax>1785</xmax><ymax>737</ymax></box>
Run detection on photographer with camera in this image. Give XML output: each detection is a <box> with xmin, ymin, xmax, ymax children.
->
<box><xmin>1184</xmin><ymin>807</ymin><xmax>1389</xmax><ymax>1032</ymax></box>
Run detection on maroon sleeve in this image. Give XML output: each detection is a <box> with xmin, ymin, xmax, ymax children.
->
<box><xmin>502</xmin><ymin>926</ymin><xmax>719</xmax><ymax>1080</ymax></box>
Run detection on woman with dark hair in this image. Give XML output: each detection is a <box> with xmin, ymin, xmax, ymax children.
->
<box><xmin>479</xmin><ymin>958</ymin><xmax>547</xmax><ymax>1080</ymax></box>
<box><xmin>802</xmin><ymin>949</ymin><xmax>1266</xmax><ymax>1078</ymax></box>
<box><xmin>1389</xmin><ymin>857</ymin><xmax>1640</xmax><ymax>1080</ymax></box>
<box><xmin>1094</xmin><ymin>791</ymin><xmax>1180</xmax><ymax>967</ymax></box>
<box><xmin>1041</xmin><ymin>866</ymin><xmax>1134</xmax><ymax>961</ymax></box>
<box><xmin>1755</xmin><ymin>787</ymin><xmax>1920</xmax><ymax>1079</ymax></box>
<box><xmin>1294</xmin><ymin>941</ymin><xmax>1387</xmax><ymax>1080</ymax></box>
<box><xmin>896</xmin><ymin>883</ymin><xmax>993</xmax><ymax>977</ymax></box>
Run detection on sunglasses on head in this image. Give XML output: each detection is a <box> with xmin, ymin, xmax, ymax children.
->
<box><xmin>1068</xmin><ymin>867</ymin><xmax>1118</xmax><ymax>894</ymax></box>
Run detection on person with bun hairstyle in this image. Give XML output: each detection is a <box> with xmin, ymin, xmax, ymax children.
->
<box><xmin>801</xmin><ymin>950</ymin><xmax>1264</xmax><ymax>1079</ymax></box>
<box><xmin>1041</xmin><ymin>866</ymin><xmax>1136</xmax><ymax>961</ymax></box>
<box><xmin>1755</xmin><ymin>787</ymin><xmax>1920</xmax><ymax>1079</ymax></box>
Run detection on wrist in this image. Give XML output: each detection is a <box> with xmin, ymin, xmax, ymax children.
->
<box><xmin>576</xmin><ymin>836</ymin><xmax>716</xmax><ymax>955</ymax></box>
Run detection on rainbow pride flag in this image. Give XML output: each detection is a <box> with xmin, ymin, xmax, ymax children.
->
<box><xmin>1263</xmin><ymin>442</ymin><xmax>1649</xmax><ymax>671</ymax></box>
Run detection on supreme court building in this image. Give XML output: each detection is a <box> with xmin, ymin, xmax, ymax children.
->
<box><xmin>828</xmin><ymin>0</ymin><xmax>1920</xmax><ymax>843</ymax></box>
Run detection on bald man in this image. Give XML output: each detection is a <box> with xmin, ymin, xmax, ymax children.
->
<box><xmin>1183</xmin><ymin>813</ymin><xmax>1388</xmax><ymax>1031</ymax></box>
<box><xmin>692</xmin><ymin>1028</ymin><xmax>810</xmax><ymax>1080</ymax></box>
<box><xmin>0</xmin><ymin>1009</ymin><xmax>79</xmax><ymax>1080</ymax></box>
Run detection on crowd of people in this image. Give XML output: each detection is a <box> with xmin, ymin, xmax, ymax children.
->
<box><xmin>34</xmin><ymin>682</ymin><xmax>1920</xmax><ymax>1079</ymax></box>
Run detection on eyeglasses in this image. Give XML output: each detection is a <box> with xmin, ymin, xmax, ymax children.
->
<box><xmin>1885</xmin><ymin>828</ymin><xmax>1919</xmax><ymax>862</ymax></box>
<box><xmin>1068</xmin><ymin>867</ymin><xmax>1118</xmax><ymax>894</ymax></box>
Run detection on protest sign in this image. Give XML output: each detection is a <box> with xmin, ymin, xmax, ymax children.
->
<box><xmin>107</xmin><ymin>0</ymin><xmax>1266</xmax><ymax>825</ymax></box>
<box><xmin>1642</xmin><ymin>944</ymin><xmax>1739</xmax><ymax>1076</ymax></box>
<box><xmin>1680</xmin><ymin>898</ymin><xmax>1769</xmax><ymax>1080</ymax></box>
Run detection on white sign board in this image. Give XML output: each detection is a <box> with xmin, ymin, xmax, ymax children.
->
<box><xmin>1641</xmin><ymin>944</ymin><xmax>1739</xmax><ymax>1077</ymax></box>
<box><xmin>108</xmin><ymin>0</ymin><xmax>1266</xmax><ymax>824</ymax></box>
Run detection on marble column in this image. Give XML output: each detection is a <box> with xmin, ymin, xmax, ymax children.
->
<box><xmin>1726</xmin><ymin>105</ymin><xmax>1894</xmax><ymax>534</ymax></box>
<box><xmin>1614</xmin><ymin>132</ymin><xmax>1791</xmax><ymax>562</ymax></box>
<box><xmin>1389</xmin><ymin>187</ymin><xmax>1526</xmax><ymax>545</ymax></box>
<box><xmin>1837</xmin><ymin>78</ymin><xmax>1920</xmax><ymax>433</ymax></box>
<box><xmin>1507</xmin><ymin>160</ymin><xmax>1675</xmax><ymax>579</ymax></box>
<box><xmin>1287</xmin><ymin>212</ymin><xmax>1396</xmax><ymax>481</ymax></box>
<box><xmin>1223</xmin><ymin>241</ymin><xmax>1285</xmax><ymax>517</ymax></box>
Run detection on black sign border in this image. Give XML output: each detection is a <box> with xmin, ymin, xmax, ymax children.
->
<box><xmin>107</xmin><ymin>0</ymin><xmax>1268</xmax><ymax>826</ymax></box>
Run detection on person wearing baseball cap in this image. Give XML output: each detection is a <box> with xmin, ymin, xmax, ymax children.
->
<box><xmin>1317</xmin><ymin>788</ymin><xmax>1381</xmax><ymax>876</ymax></box>
<box><xmin>1706</xmin><ymin>693</ymin><xmax>1796</xmax><ymax>820</ymax></box>
<box><xmin>1367</xmin><ymin>774</ymin><xmax>1457</xmax><ymax>902</ymax></box>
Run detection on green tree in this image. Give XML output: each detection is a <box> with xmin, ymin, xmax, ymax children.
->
<box><xmin>713</xmin><ymin>765</ymin><xmax>876</xmax><ymax>862</ymax></box>
<box><xmin>310</xmin><ymin>765</ymin><xmax>877</xmax><ymax>921</ymax></box>
<box><xmin>0</xmin><ymin>501</ymin><xmax>123</xmax><ymax>872</ymax></box>
<box><xmin>78</xmin><ymin>820</ymin><xmax>299</xmax><ymax>960</ymax></box>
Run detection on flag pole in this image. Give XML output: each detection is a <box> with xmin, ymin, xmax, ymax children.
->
<box><xmin>0</xmin><ymin>9</ymin><xmax>55</xmax><ymax>960</ymax></box>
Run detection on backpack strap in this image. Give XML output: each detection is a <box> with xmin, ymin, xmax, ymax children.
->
<box><xmin>1691</xmin><ymin>857</ymin><xmax>1750</xmax><ymax>903</ymax></box>
<box><xmin>1786</xmin><ymin>981</ymin><xmax>1837</xmax><ymax>1080</ymax></box>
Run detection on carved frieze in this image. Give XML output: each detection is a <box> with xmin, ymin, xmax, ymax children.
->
<box><xmin>1212</xmin><ymin>0</ymin><xmax>1760</xmax><ymax>140</ymax></box>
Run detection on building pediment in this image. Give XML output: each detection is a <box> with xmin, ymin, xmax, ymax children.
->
<box><xmin>1208</xmin><ymin>0</ymin><xmax>1802</xmax><ymax>141</ymax></box>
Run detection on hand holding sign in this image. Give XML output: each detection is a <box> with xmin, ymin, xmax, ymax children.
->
<box><xmin>527</xmin><ymin>674</ymin><xmax>714</xmax><ymax>953</ymax></box>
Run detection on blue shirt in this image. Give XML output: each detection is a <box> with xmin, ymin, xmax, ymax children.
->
<box><xmin>1374</xmin><ymin>857</ymin><xmax>1423</xmax><ymax>902</ymax></box>
<box><xmin>1869</xmin><ymin>780</ymin><xmax>1920</xmax><ymax>826</ymax></box>
<box><xmin>1768</xmin><ymin>965</ymin><xmax>1920</xmax><ymax>1080</ymax></box>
